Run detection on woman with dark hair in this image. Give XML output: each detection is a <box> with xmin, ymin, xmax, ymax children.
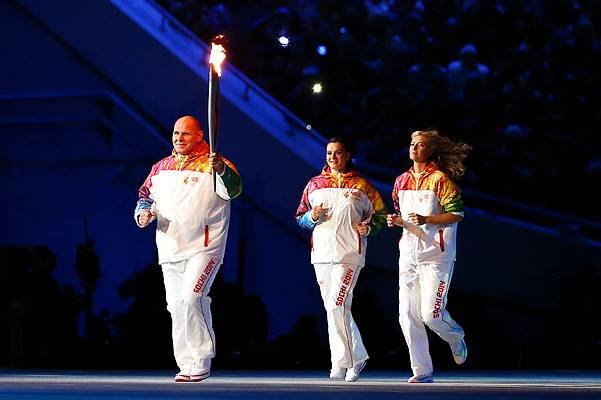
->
<box><xmin>295</xmin><ymin>137</ymin><xmax>387</xmax><ymax>382</ymax></box>
<box><xmin>387</xmin><ymin>130</ymin><xmax>471</xmax><ymax>383</ymax></box>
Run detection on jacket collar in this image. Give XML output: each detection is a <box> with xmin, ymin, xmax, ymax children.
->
<box><xmin>321</xmin><ymin>166</ymin><xmax>358</xmax><ymax>179</ymax></box>
<box><xmin>410</xmin><ymin>161</ymin><xmax>438</xmax><ymax>177</ymax></box>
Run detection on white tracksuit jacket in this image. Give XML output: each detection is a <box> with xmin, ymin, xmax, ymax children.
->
<box><xmin>295</xmin><ymin>167</ymin><xmax>387</xmax><ymax>265</ymax></box>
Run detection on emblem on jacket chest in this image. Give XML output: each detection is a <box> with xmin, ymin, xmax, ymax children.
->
<box><xmin>343</xmin><ymin>189</ymin><xmax>360</xmax><ymax>199</ymax></box>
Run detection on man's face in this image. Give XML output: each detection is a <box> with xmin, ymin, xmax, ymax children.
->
<box><xmin>172</xmin><ymin>117</ymin><xmax>203</xmax><ymax>155</ymax></box>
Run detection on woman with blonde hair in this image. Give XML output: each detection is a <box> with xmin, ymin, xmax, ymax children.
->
<box><xmin>387</xmin><ymin>130</ymin><xmax>471</xmax><ymax>383</ymax></box>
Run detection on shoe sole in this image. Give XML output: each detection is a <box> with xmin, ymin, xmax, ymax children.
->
<box><xmin>174</xmin><ymin>374</ymin><xmax>190</xmax><ymax>383</ymax></box>
<box><xmin>408</xmin><ymin>375</ymin><xmax>433</xmax><ymax>383</ymax></box>
<box><xmin>189</xmin><ymin>372</ymin><xmax>210</xmax><ymax>382</ymax></box>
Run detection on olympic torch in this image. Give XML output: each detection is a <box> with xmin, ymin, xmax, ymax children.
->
<box><xmin>208</xmin><ymin>35</ymin><xmax>227</xmax><ymax>191</ymax></box>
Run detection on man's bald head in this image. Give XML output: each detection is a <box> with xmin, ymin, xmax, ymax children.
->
<box><xmin>172</xmin><ymin>116</ymin><xmax>204</xmax><ymax>155</ymax></box>
<box><xmin>175</xmin><ymin>116</ymin><xmax>202</xmax><ymax>131</ymax></box>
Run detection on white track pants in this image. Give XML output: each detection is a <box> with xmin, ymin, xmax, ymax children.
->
<box><xmin>314</xmin><ymin>263</ymin><xmax>368</xmax><ymax>369</ymax></box>
<box><xmin>398</xmin><ymin>260</ymin><xmax>464</xmax><ymax>376</ymax></box>
<box><xmin>161</xmin><ymin>252</ymin><xmax>220</xmax><ymax>371</ymax></box>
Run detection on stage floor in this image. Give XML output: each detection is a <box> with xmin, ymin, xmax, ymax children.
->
<box><xmin>1</xmin><ymin>370</ymin><xmax>599</xmax><ymax>399</ymax></box>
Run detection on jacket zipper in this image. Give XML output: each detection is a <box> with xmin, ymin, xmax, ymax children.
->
<box><xmin>331</xmin><ymin>173</ymin><xmax>342</xmax><ymax>261</ymax></box>
<box><xmin>414</xmin><ymin>173</ymin><xmax>421</xmax><ymax>260</ymax></box>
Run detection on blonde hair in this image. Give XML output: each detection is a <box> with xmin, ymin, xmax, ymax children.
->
<box><xmin>412</xmin><ymin>130</ymin><xmax>472</xmax><ymax>180</ymax></box>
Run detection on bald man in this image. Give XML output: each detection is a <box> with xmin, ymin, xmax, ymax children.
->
<box><xmin>135</xmin><ymin>116</ymin><xmax>242</xmax><ymax>382</ymax></box>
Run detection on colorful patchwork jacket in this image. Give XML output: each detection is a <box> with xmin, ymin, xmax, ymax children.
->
<box><xmin>392</xmin><ymin>162</ymin><xmax>463</xmax><ymax>263</ymax></box>
<box><xmin>296</xmin><ymin>166</ymin><xmax>387</xmax><ymax>266</ymax></box>
<box><xmin>135</xmin><ymin>141</ymin><xmax>242</xmax><ymax>264</ymax></box>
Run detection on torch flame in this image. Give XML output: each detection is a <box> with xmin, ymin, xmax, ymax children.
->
<box><xmin>209</xmin><ymin>41</ymin><xmax>227</xmax><ymax>77</ymax></box>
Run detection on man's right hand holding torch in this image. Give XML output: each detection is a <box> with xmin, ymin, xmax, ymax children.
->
<box><xmin>209</xmin><ymin>152</ymin><xmax>226</xmax><ymax>175</ymax></box>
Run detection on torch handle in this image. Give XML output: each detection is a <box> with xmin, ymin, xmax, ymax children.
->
<box><xmin>208</xmin><ymin>64</ymin><xmax>220</xmax><ymax>192</ymax></box>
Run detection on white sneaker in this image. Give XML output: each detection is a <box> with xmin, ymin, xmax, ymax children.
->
<box><xmin>329</xmin><ymin>367</ymin><xmax>346</xmax><ymax>380</ymax></box>
<box><xmin>190</xmin><ymin>358</ymin><xmax>211</xmax><ymax>382</ymax></box>
<box><xmin>450</xmin><ymin>338</ymin><xmax>467</xmax><ymax>365</ymax></box>
<box><xmin>407</xmin><ymin>373</ymin><xmax>433</xmax><ymax>383</ymax></box>
<box><xmin>344</xmin><ymin>360</ymin><xmax>366</xmax><ymax>382</ymax></box>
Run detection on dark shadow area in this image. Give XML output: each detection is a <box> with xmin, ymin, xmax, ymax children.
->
<box><xmin>111</xmin><ymin>260</ymin><xmax>173</xmax><ymax>369</ymax></box>
<box><xmin>541</xmin><ymin>264</ymin><xmax>600</xmax><ymax>369</ymax></box>
<box><xmin>353</xmin><ymin>267</ymin><xmax>405</xmax><ymax>369</ymax></box>
<box><xmin>0</xmin><ymin>246</ymin><xmax>79</xmax><ymax>368</ymax></box>
<box><xmin>267</xmin><ymin>314</ymin><xmax>329</xmax><ymax>369</ymax></box>
<box><xmin>1</xmin><ymin>245</ymin><xmax>599</xmax><ymax>370</ymax></box>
